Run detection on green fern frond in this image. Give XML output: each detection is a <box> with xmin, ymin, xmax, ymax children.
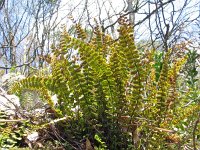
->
<box><xmin>156</xmin><ymin>50</ymin><xmax>171</xmax><ymax>120</ymax></box>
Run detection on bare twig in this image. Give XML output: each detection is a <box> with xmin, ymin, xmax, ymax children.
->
<box><xmin>0</xmin><ymin>119</ymin><xmax>27</xmax><ymax>122</ymax></box>
<box><xmin>104</xmin><ymin>0</ymin><xmax>175</xmax><ymax>31</ymax></box>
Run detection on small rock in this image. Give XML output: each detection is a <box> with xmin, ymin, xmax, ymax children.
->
<box><xmin>27</xmin><ymin>131</ymin><xmax>39</xmax><ymax>142</ymax></box>
<box><xmin>0</xmin><ymin>89</ymin><xmax>20</xmax><ymax>114</ymax></box>
<box><xmin>1</xmin><ymin>73</ymin><xmax>25</xmax><ymax>90</ymax></box>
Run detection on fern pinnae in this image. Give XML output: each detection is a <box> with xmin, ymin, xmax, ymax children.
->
<box><xmin>156</xmin><ymin>49</ymin><xmax>172</xmax><ymax>124</ymax></box>
<box><xmin>117</xmin><ymin>18</ymin><xmax>144</xmax><ymax>118</ymax></box>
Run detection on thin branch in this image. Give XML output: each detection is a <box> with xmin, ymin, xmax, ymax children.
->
<box><xmin>104</xmin><ymin>0</ymin><xmax>175</xmax><ymax>31</ymax></box>
<box><xmin>0</xmin><ymin>119</ymin><xmax>27</xmax><ymax>122</ymax></box>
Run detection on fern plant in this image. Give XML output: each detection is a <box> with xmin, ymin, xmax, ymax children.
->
<box><xmin>10</xmin><ymin>17</ymin><xmax>199</xmax><ymax>149</ymax></box>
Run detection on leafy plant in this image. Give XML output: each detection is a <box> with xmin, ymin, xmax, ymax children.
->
<box><xmin>10</xmin><ymin>17</ymin><xmax>199</xmax><ymax>149</ymax></box>
<box><xmin>0</xmin><ymin>111</ymin><xmax>27</xmax><ymax>149</ymax></box>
